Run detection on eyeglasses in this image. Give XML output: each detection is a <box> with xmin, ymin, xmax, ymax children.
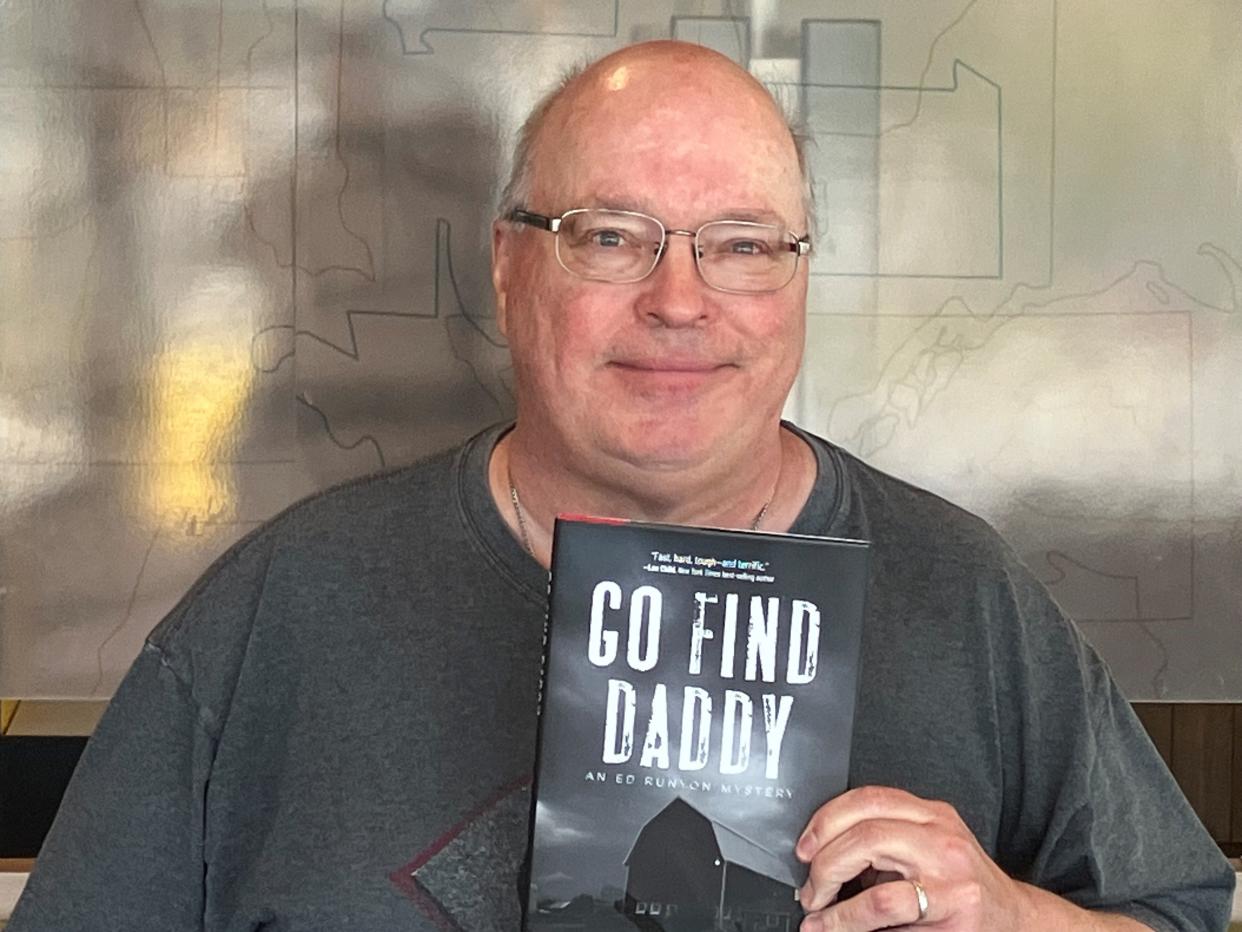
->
<box><xmin>507</xmin><ymin>207</ymin><xmax>811</xmax><ymax>295</ymax></box>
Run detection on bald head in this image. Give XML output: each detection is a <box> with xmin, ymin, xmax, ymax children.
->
<box><xmin>498</xmin><ymin>41</ymin><xmax>815</xmax><ymax>233</ymax></box>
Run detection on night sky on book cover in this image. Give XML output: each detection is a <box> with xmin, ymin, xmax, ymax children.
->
<box><xmin>525</xmin><ymin>519</ymin><xmax>869</xmax><ymax>932</ymax></box>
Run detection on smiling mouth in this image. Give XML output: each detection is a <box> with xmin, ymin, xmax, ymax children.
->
<box><xmin>606</xmin><ymin>360</ymin><xmax>736</xmax><ymax>394</ymax></box>
<box><xmin>610</xmin><ymin>359</ymin><xmax>731</xmax><ymax>373</ymax></box>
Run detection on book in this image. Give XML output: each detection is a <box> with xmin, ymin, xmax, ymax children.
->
<box><xmin>523</xmin><ymin>515</ymin><xmax>871</xmax><ymax>932</ymax></box>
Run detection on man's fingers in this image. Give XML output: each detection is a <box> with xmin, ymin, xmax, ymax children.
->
<box><xmin>862</xmin><ymin>868</ymin><xmax>904</xmax><ymax>888</ymax></box>
<box><xmin>798</xmin><ymin>818</ymin><xmax>944</xmax><ymax>912</ymax></box>
<box><xmin>801</xmin><ymin>878</ymin><xmax>931</xmax><ymax>932</ymax></box>
<box><xmin>796</xmin><ymin>786</ymin><xmax>944</xmax><ymax>861</ymax></box>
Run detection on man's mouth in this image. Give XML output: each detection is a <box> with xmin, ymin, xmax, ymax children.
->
<box><xmin>609</xmin><ymin>358</ymin><xmax>730</xmax><ymax>373</ymax></box>
<box><xmin>606</xmin><ymin>358</ymin><xmax>736</xmax><ymax>394</ymax></box>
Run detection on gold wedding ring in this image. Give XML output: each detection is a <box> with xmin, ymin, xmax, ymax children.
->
<box><xmin>910</xmin><ymin>878</ymin><xmax>930</xmax><ymax>922</ymax></box>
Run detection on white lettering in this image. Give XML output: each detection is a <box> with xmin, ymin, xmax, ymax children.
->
<box><xmin>602</xmin><ymin>678</ymin><xmax>636</xmax><ymax>763</ymax></box>
<box><xmin>639</xmin><ymin>683</ymin><xmax>670</xmax><ymax>769</ymax></box>
<box><xmin>627</xmin><ymin>585</ymin><xmax>662</xmax><ymax>672</ymax></box>
<box><xmin>721</xmin><ymin>593</ymin><xmax>739</xmax><ymax>678</ymax></box>
<box><xmin>720</xmin><ymin>690</ymin><xmax>753</xmax><ymax>774</ymax></box>
<box><xmin>745</xmin><ymin>596</ymin><xmax>780</xmax><ymax>682</ymax></box>
<box><xmin>762</xmin><ymin>694</ymin><xmax>794</xmax><ymax>779</ymax></box>
<box><xmin>688</xmin><ymin>593</ymin><xmax>717</xmax><ymax>675</ymax></box>
<box><xmin>678</xmin><ymin>686</ymin><xmax>712</xmax><ymax>771</ymax></box>
<box><xmin>786</xmin><ymin>600</ymin><xmax>821</xmax><ymax>685</ymax></box>
<box><xmin>588</xmin><ymin>580</ymin><xmax>621</xmax><ymax>667</ymax></box>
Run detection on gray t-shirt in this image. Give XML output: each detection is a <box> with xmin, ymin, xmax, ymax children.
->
<box><xmin>11</xmin><ymin>423</ymin><xmax>1234</xmax><ymax>931</ymax></box>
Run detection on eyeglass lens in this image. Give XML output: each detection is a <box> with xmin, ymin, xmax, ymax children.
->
<box><xmin>554</xmin><ymin>209</ymin><xmax>801</xmax><ymax>293</ymax></box>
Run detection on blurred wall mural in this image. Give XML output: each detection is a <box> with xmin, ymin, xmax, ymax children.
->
<box><xmin>1</xmin><ymin>0</ymin><xmax>1239</xmax><ymax>700</ymax></box>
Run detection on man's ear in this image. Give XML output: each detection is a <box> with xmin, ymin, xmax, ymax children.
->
<box><xmin>491</xmin><ymin>219</ymin><xmax>511</xmax><ymax>337</ymax></box>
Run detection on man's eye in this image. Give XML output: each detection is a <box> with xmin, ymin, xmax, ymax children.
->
<box><xmin>590</xmin><ymin>229</ymin><xmax>625</xmax><ymax>247</ymax></box>
<box><xmin>726</xmin><ymin>239</ymin><xmax>770</xmax><ymax>256</ymax></box>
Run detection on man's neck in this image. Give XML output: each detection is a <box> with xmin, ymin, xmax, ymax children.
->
<box><xmin>488</xmin><ymin>422</ymin><xmax>817</xmax><ymax>568</ymax></box>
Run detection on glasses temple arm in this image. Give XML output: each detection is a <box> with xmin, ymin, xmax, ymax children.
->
<box><xmin>507</xmin><ymin>208</ymin><xmax>560</xmax><ymax>232</ymax></box>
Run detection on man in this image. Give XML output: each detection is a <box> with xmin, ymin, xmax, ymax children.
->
<box><xmin>11</xmin><ymin>40</ymin><xmax>1233</xmax><ymax>932</ymax></box>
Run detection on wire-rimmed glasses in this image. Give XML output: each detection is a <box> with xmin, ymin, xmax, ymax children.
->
<box><xmin>507</xmin><ymin>207</ymin><xmax>811</xmax><ymax>295</ymax></box>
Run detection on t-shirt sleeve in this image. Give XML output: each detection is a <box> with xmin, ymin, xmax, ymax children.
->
<box><xmin>1007</xmin><ymin>568</ymin><xmax>1236</xmax><ymax>931</ymax></box>
<box><xmin>7</xmin><ymin>642</ymin><xmax>215</xmax><ymax>932</ymax></box>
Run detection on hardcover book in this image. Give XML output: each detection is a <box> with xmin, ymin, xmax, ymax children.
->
<box><xmin>524</xmin><ymin>516</ymin><xmax>871</xmax><ymax>932</ymax></box>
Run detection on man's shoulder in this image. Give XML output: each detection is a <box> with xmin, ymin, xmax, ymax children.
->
<box><xmin>255</xmin><ymin>442</ymin><xmax>465</xmax><ymax>544</ymax></box>
<box><xmin>804</xmin><ymin>432</ymin><xmax>1083</xmax><ymax>650</ymax></box>
<box><xmin>801</xmin><ymin>430</ymin><xmax>1007</xmax><ymax>566</ymax></box>
<box><xmin>144</xmin><ymin>436</ymin><xmax>478</xmax><ymax>656</ymax></box>
<box><xmin>215</xmin><ymin>440</ymin><xmax>464</xmax><ymax>566</ymax></box>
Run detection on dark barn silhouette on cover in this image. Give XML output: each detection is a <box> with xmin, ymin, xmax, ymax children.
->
<box><xmin>622</xmin><ymin>797</ymin><xmax>800</xmax><ymax>932</ymax></box>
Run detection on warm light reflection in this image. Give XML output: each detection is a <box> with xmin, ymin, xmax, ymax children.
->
<box><xmin>165</xmin><ymin>90</ymin><xmax>247</xmax><ymax>177</ymax></box>
<box><xmin>140</xmin><ymin>272</ymin><xmax>256</xmax><ymax>531</ymax></box>
<box><xmin>605</xmin><ymin>65</ymin><xmax>630</xmax><ymax>91</ymax></box>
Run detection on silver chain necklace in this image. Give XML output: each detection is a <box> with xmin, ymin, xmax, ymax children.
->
<box><xmin>508</xmin><ymin>471</ymin><xmax>771</xmax><ymax>557</ymax></box>
<box><xmin>508</xmin><ymin>474</ymin><xmax>538</xmax><ymax>556</ymax></box>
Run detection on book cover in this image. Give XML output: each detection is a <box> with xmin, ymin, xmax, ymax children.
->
<box><xmin>524</xmin><ymin>516</ymin><xmax>870</xmax><ymax>932</ymax></box>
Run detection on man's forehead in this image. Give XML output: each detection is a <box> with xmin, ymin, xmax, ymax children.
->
<box><xmin>530</xmin><ymin>67</ymin><xmax>803</xmax><ymax>223</ymax></box>
<box><xmin>534</xmin><ymin>143</ymin><xmax>804</xmax><ymax>230</ymax></box>
<box><xmin>540</xmin><ymin>149</ymin><xmax>802</xmax><ymax>224</ymax></box>
<box><xmin>558</xmin><ymin>60</ymin><xmax>787</xmax><ymax>144</ymax></box>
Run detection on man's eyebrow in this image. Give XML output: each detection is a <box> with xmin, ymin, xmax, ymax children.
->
<box><xmin>583</xmin><ymin>198</ymin><xmax>791</xmax><ymax>227</ymax></box>
<box><xmin>586</xmin><ymin>196</ymin><xmax>654</xmax><ymax>213</ymax></box>
<box><xmin>716</xmin><ymin>208</ymin><xmax>786</xmax><ymax>225</ymax></box>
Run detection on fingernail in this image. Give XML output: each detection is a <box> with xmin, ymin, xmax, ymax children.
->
<box><xmin>798</xmin><ymin>881</ymin><xmax>814</xmax><ymax>907</ymax></box>
<box><xmin>795</xmin><ymin>831</ymin><xmax>815</xmax><ymax>860</ymax></box>
<box><xmin>801</xmin><ymin>915</ymin><xmax>822</xmax><ymax>932</ymax></box>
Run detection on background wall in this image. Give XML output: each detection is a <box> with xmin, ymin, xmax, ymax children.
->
<box><xmin>1</xmin><ymin>0</ymin><xmax>1239</xmax><ymax>700</ymax></box>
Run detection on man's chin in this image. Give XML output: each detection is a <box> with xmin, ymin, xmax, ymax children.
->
<box><xmin>593</xmin><ymin>423</ymin><xmax>726</xmax><ymax>475</ymax></box>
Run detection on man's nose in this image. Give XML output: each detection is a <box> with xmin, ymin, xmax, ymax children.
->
<box><xmin>635</xmin><ymin>232</ymin><xmax>710</xmax><ymax>327</ymax></box>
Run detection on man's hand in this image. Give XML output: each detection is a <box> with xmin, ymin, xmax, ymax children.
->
<box><xmin>794</xmin><ymin>786</ymin><xmax>1150</xmax><ymax>931</ymax></box>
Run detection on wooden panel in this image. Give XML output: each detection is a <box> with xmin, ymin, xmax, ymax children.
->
<box><xmin>1132</xmin><ymin>702</ymin><xmax>1174</xmax><ymax>765</ymax></box>
<box><xmin>1171</xmin><ymin>704</ymin><xmax>1235</xmax><ymax>842</ymax></box>
<box><xmin>4</xmin><ymin>701</ymin><xmax>106</xmax><ymax>737</ymax></box>
<box><xmin>1234</xmin><ymin>707</ymin><xmax>1242</xmax><ymax>844</ymax></box>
